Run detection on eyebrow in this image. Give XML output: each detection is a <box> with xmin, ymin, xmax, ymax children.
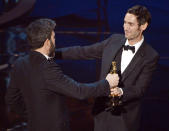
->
<box><xmin>124</xmin><ymin>20</ymin><xmax>135</xmax><ymax>25</ymax></box>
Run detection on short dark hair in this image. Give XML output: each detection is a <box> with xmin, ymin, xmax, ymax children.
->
<box><xmin>26</xmin><ymin>19</ymin><xmax>56</xmax><ymax>50</ymax></box>
<box><xmin>127</xmin><ymin>5</ymin><xmax>151</xmax><ymax>26</ymax></box>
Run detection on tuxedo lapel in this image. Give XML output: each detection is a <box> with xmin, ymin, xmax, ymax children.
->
<box><xmin>101</xmin><ymin>38</ymin><xmax>125</xmax><ymax>77</ymax></box>
<box><xmin>121</xmin><ymin>42</ymin><xmax>146</xmax><ymax>82</ymax></box>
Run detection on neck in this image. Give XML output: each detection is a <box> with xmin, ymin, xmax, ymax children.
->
<box><xmin>35</xmin><ymin>47</ymin><xmax>48</xmax><ymax>57</ymax></box>
<box><xmin>128</xmin><ymin>35</ymin><xmax>143</xmax><ymax>45</ymax></box>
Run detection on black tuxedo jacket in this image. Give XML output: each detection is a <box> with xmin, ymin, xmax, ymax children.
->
<box><xmin>5</xmin><ymin>51</ymin><xmax>110</xmax><ymax>131</ymax></box>
<box><xmin>57</xmin><ymin>34</ymin><xmax>159</xmax><ymax>131</ymax></box>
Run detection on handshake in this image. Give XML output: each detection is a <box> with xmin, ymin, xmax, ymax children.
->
<box><xmin>106</xmin><ymin>73</ymin><xmax>123</xmax><ymax>97</ymax></box>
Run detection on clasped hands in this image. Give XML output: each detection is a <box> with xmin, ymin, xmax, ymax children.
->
<box><xmin>106</xmin><ymin>73</ymin><xmax>123</xmax><ymax>97</ymax></box>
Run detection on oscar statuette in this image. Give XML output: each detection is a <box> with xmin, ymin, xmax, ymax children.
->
<box><xmin>108</xmin><ymin>61</ymin><xmax>122</xmax><ymax>109</ymax></box>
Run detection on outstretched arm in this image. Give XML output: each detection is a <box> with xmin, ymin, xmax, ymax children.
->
<box><xmin>42</xmin><ymin>60</ymin><xmax>119</xmax><ymax>99</ymax></box>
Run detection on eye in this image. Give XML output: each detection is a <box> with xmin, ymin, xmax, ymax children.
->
<box><xmin>129</xmin><ymin>23</ymin><xmax>135</xmax><ymax>27</ymax></box>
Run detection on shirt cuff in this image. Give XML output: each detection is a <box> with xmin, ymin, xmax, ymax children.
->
<box><xmin>119</xmin><ymin>88</ymin><xmax>123</xmax><ymax>95</ymax></box>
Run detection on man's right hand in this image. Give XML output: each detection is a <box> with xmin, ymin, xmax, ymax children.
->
<box><xmin>106</xmin><ymin>73</ymin><xmax>119</xmax><ymax>88</ymax></box>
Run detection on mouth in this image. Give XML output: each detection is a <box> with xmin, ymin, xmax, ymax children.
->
<box><xmin>124</xmin><ymin>30</ymin><xmax>129</xmax><ymax>34</ymax></box>
<box><xmin>125</xmin><ymin>32</ymin><xmax>129</xmax><ymax>36</ymax></box>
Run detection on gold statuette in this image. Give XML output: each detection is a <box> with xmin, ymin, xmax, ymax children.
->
<box><xmin>110</xmin><ymin>61</ymin><xmax>117</xmax><ymax>97</ymax></box>
<box><xmin>109</xmin><ymin>61</ymin><xmax>120</xmax><ymax>107</ymax></box>
<box><xmin>110</xmin><ymin>61</ymin><xmax>117</xmax><ymax>74</ymax></box>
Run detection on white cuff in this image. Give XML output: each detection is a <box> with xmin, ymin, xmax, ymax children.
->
<box><xmin>119</xmin><ymin>88</ymin><xmax>123</xmax><ymax>95</ymax></box>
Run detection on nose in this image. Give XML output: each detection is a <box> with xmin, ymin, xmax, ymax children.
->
<box><xmin>123</xmin><ymin>23</ymin><xmax>128</xmax><ymax>31</ymax></box>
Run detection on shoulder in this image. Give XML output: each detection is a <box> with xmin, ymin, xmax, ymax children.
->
<box><xmin>101</xmin><ymin>34</ymin><xmax>125</xmax><ymax>48</ymax></box>
<box><xmin>42</xmin><ymin>59</ymin><xmax>61</xmax><ymax>72</ymax></box>
<box><xmin>111</xmin><ymin>33</ymin><xmax>125</xmax><ymax>38</ymax></box>
<box><xmin>12</xmin><ymin>55</ymin><xmax>29</xmax><ymax>68</ymax></box>
<box><xmin>108</xmin><ymin>34</ymin><xmax>125</xmax><ymax>40</ymax></box>
<box><xmin>9</xmin><ymin>55</ymin><xmax>29</xmax><ymax>75</ymax></box>
<box><xmin>141</xmin><ymin>42</ymin><xmax>160</xmax><ymax>66</ymax></box>
<box><xmin>104</xmin><ymin>34</ymin><xmax>125</xmax><ymax>45</ymax></box>
<box><xmin>144</xmin><ymin>43</ymin><xmax>159</xmax><ymax>58</ymax></box>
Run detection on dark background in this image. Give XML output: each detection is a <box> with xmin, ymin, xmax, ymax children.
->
<box><xmin>0</xmin><ymin>0</ymin><xmax>169</xmax><ymax>130</ymax></box>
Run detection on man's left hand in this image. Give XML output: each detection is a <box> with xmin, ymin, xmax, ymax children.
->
<box><xmin>110</xmin><ymin>87</ymin><xmax>123</xmax><ymax>97</ymax></box>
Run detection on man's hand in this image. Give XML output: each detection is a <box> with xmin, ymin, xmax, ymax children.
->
<box><xmin>110</xmin><ymin>87</ymin><xmax>123</xmax><ymax>97</ymax></box>
<box><xmin>106</xmin><ymin>73</ymin><xmax>119</xmax><ymax>88</ymax></box>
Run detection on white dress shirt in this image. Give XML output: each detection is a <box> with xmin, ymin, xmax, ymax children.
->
<box><xmin>118</xmin><ymin>37</ymin><xmax>144</xmax><ymax>95</ymax></box>
<box><xmin>121</xmin><ymin>37</ymin><xmax>144</xmax><ymax>74</ymax></box>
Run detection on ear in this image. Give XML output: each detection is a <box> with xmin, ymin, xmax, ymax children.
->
<box><xmin>140</xmin><ymin>22</ymin><xmax>148</xmax><ymax>31</ymax></box>
<box><xmin>44</xmin><ymin>38</ymin><xmax>50</xmax><ymax>47</ymax></box>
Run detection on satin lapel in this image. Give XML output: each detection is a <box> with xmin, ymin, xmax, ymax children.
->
<box><xmin>102</xmin><ymin>38</ymin><xmax>125</xmax><ymax>77</ymax></box>
<box><xmin>121</xmin><ymin>42</ymin><xmax>146</xmax><ymax>82</ymax></box>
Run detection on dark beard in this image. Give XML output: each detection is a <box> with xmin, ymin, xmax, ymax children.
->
<box><xmin>49</xmin><ymin>39</ymin><xmax>55</xmax><ymax>57</ymax></box>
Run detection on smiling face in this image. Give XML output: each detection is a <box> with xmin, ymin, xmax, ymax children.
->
<box><xmin>123</xmin><ymin>13</ymin><xmax>143</xmax><ymax>43</ymax></box>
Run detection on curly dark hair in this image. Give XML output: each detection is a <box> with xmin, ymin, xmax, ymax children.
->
<box><xmin>127</xmin><ymin>5</ymin><xmax>151</xmax><ymax>26</ymax></box>
<box><xmin>26</xmin><ymin>19</ymin><xmax>56</xmax><ymax>50</ymax></box>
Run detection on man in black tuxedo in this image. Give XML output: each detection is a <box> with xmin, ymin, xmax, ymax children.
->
<box><xmin>55</xmin><ymin>5</ymin><xmax>159</xmax><ymax>131</ymax></box>
<box><xmin>5</xmin><ymin>19</ymin><xmax>120</xmax><ymax>131</ymax></box>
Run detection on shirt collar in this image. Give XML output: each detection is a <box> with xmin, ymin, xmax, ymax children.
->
<box><xmin>43</xmin><ymin>54</ymin><xmax>51</xmax><ymax>60</ymax></box>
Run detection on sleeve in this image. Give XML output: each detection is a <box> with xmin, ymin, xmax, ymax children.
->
<box><xmin>121</xmin><ymin>55</ymin><xmax>159</xmax><ymax>103</ymax></box>
<box><xmin>55</xmin><ymin>35</ymin><xmax>113</xmax><ymax>60</ymax></box>
<box><xmin>42</xmin><ymin>61</ymin><xmax>110</xmax><ymax>100</ymax></box>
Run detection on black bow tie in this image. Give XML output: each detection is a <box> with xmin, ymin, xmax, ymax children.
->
<box><xmin>123</xmin><ymin>45</ymin><xmax>135</xmax><ymax>53</ymax></box>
